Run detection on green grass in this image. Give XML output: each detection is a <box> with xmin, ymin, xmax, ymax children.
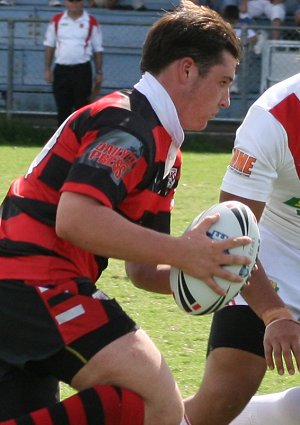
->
<box><xmin>0</xmin><ymin>140</ymin><xmax>298</xmax><ymax>401</ymax></box>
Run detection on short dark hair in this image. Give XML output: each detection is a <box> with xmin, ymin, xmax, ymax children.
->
<box><xmin>141</xmin><ymin>1</ymin><xmax>241</xmax><ymax>76</ymax></box>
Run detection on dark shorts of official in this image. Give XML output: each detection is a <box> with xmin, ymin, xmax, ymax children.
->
<box><xmin>207</xmin><ymin>305</ymin><xmax>266</xmax><ymax>358</ymax></box>
<box><xmin>0</xmin><ymin>278</ymin><xmax>138</xmax><ymax>384</ymax></box>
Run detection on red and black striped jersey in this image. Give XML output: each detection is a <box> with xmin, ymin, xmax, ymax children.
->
<box><xmin>0</xmin><ymin>89</ymin><xmax>182</xmax><ymax>283</ymax></box>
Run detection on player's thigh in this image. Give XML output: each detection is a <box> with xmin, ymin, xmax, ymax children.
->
<box><xmin>0</xmin><ymin>279</ymin><xmax>137</xmax><ymax>384</ymax></box>
<box><xmin>185</xmin><ymin>305</ymin><xmax>267</xmax><ymax>424</ymax></box>
<box><xmin>201</xmin><ymin>305</ymin><xmax>267</xmax><ymax>401</ymax></box>
<box><xmin>10</xmin><ymin>280</ymin><xmax>184</xmax><ymax>421</ymax></box>
<box><xmin>72</xmin><ymin>328</ymin><xmax>183</xmax><ymax>418</ymax></box>
<box><xmin>207</xmin><ymin>305</ymin><xmax>266</xmax><ymax>356</ymax></box>
<box><xmin>185</xmin><ymin>347</ymin><xmax>266</xmax><ymax>425</ymax></box>
<box><xmin>203</xmin><ymin>347</ymin><xmax>266</xmax><ymax>399</ymax></box>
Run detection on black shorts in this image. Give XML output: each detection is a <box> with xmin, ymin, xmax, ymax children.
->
<box><xmin>0</xmin><ymin>278</ymin><xmax>138</xmax><ymax>384</ymax></box>
<box><xmin>207</xmin><ymin>305</ymin><xmax>265</xmax><ymax>358</ymax></box>
<box><xmin>0</xmin><ymin>363</ymin><xmax>59</xmax><ymax>420</ymax></box>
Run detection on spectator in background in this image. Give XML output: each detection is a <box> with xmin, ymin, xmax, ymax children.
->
<box><xmin>242</xmin><ymin>0</ymin><xmax>286</xmax><ymax>39</ymax></box>
<box><xmin>222</xmin><ymin>4</ymin><xmax>257</xmax><ymax>92</ymax></box>
<box><xmin>49</xmin><ymin>0</ymin><xmax>62</xmax><ymax>7</ymax></box>
<box><xmin>44</xmin><ymin>0</ymin><xmax>103</xmax><ymax>126</ymax></box>
<box><xmin>294</xmin><ymin>0</ymin><xmax>300</xmax><ymax>25</ymax></box>
<box><xmin>222</xmin><ymin>5</ymin><xmax>257</xmax><ymax>47</ymax></box>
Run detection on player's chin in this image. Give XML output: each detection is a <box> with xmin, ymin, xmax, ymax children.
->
<box><xmin>184</xmin><ymin>120</ymin><xmax>208</xmax><ymax>132</ymax></box>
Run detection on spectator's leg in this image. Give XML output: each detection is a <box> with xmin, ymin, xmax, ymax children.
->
<box><xmin>53</xmin><ymin>65</ymin><xmax>74</xmax><ymax>126</ymax></box>
<box><xmin>72</xmin><ymin>62</ymin><xmax>93</xmax><ymax>110</ymax></box>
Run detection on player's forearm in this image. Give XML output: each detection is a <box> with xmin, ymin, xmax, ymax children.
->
<box><xmin>241</xmin><ymin>261</ymin><xmax>293</xmax><ymax>324</ymax></box>
<box><xmin>125</xmin><ymin>262</ymin><xmax>172</xmax><ymax>294</ymax></box>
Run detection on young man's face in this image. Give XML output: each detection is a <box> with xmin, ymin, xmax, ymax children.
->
<box><xmin>178</xmin><ymin>51</ymin><xmax>237</xmax><ymax>131</ymax></box>
<box><xmin>65</xmin><ymin>0</ymin><xmax>84</xmax><ymax>12</ymax></box>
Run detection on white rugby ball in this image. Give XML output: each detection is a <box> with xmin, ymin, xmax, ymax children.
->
<box><xmin>170</xmin><ymin>201</ymin><xmax>260</xmax><ymax>315</ymax></box>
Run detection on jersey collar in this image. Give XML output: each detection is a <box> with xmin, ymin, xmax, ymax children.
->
<box><xmin>134</xmin><ymin>72</ymin><xmax>184</xmax><ymax>177</ymax></box>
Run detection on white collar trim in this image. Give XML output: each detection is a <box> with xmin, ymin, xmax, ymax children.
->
<box><xmin>134</xmin><ymin>72</ymin><xmax>184</xmax><ymax>177</ymax></box>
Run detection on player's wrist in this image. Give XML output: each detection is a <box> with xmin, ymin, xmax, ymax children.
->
<box><xmin>265</xmin><ymin>317</ymin><xmax>300</xmax><ymax>332</ymax></box>
<box><xmin>262</xmin><ymin>307</ymin><xmax>293</xmax><ymax>326</ymax></box>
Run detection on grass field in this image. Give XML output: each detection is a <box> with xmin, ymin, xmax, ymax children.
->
<box><xmin>0</xmin><ymin>133</ymin><xmax>298</xmax><ymax>401</ymax></box>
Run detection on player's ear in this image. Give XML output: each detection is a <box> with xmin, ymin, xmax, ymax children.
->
<box><xmin>179</xmin><ymin>57</ymin><xmax>194</xmax><ymax>82</ymax></box>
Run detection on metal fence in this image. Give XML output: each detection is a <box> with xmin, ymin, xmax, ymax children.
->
<box><xmin>226</xmin><ymin>24</ymin><xmax>300</xmax><ymax>121</ymax></box>
<box><xmin>1</xmin><ymin>16</ymin><xmax>300</xmax><ymax>121</ymax></box>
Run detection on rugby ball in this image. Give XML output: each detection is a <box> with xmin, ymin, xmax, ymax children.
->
<box><xmin>170</xmin><ymin>201</ymin><xmax>260</xmax><ymax>315</ymax></box>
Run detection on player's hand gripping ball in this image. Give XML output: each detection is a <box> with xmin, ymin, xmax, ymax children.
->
<box><xmin>170</xmin><ymin>201</ymin><xmax>260</xmax><ymax>315</ymax></box>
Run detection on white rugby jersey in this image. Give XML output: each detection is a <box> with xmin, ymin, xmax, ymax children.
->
<box><xmin>222</xmin><ymin>73</ymin><xmax>300</xmax><ymax>249</ymax></box>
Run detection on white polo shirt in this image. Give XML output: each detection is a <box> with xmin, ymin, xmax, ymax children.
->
<box><xmin>43</xmin><ymin>10</ymin><xmax>104</xmax><ymax>65</ymax></box>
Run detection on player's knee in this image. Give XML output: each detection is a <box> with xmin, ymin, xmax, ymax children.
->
<box><xmin>208</xmin><ymin>384</ymin><xmax>251</xmax><ymax>417</ymax></box>
<box><xmin>150</xmin><ymin>405</ymin><xmax>184</xmax><ymax>425</ymax></box>
<box><xmin>160</xmin><ymin>405</ymin><xmax>184</xmax><ymax>425</ymax></box>
<box><xmin>226</xmin><ymin>390</ymin><xmax>250</xmax><ymax>412</ymax></box>
<box><xmin>145</xmin><ymin>389</ymin><xmax>184</xmax><ymax>425</ymax></box>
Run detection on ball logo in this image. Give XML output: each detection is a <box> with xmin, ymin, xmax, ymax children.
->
<box><xmin>239</xmin><ymin>264</ymin><xmax>251</xmax><ymax>279</ymax></box>
<box><xmin>207</xmin><ymin>230</ymin><xmax>228</xmax><ymax>240</ymax></box>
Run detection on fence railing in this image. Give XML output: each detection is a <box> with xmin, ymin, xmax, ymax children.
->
<box><xmin>1</xmin><ymin>16</ymin><xmax>300</xmax><ymax>121</ymax></box>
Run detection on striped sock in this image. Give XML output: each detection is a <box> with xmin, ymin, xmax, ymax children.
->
<box><xmin>0</xmin><ymin>385</ymin><xmax>144</xmax><ymax>425</ymax></box>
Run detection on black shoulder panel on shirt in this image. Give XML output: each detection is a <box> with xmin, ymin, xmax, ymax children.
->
<box><xmin>71</xmin><ymin>89</ymin><xmax>160</xmax><ymax>143</ymax></box>
<box><xmin>39</xmin><ymin>153</ymin><xmax>73</xmax><ymax>191</ymax></box>
<box><xmin>69</xmin><ymin>89</ymin><xmax>162</xmax><ymax>191</ymax></box>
